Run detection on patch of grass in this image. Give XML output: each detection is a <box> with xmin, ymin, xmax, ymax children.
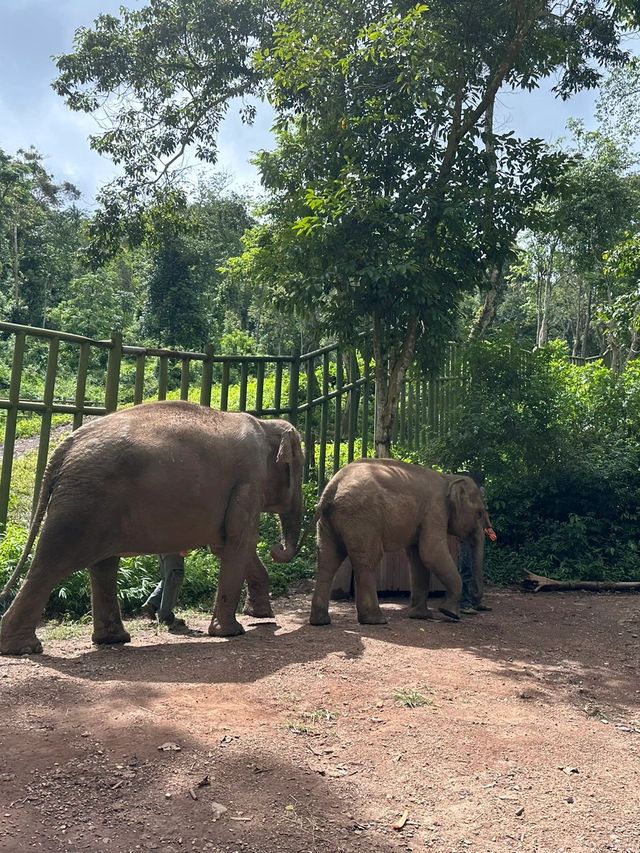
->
<box><xmin>393</xmin><ymin>688</ymin><xmax>432</xmax><ymax>708</ymax></box>
<box><xmin>286</xmin><ymin>707</ymin><xmax>339</xmax><ymax>735</ymax></box>
<box><xmin>286</xmin><ymin>720</ymin><xmax>319</xmax><ymax>736</ymax></box>
<box><xmin>302</xmin><ymin>708</ymin><xmax>338</xmax><ymax>723</ymax></box>
<box><xmin>42</xmin><ymin>615</ymin><xmax>92</xmax><ymax>641</ymax></box>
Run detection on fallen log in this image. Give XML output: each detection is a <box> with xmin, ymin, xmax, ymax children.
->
<box><xmin>522</xmin><ymin>571</ymin><xmax>640</xmax><ymax>593</ymax></box>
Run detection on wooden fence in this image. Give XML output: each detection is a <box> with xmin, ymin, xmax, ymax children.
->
<box><xmin>0</xmin><ymin>321</ymin><xmax>548</xmax><ymax>532</ymax></box>
<box><xmin>0</xmin><ymin>322</ymin><xmax>382</xmax><ymax>531</ymax></box>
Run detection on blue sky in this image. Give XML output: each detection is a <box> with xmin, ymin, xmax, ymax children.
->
<box><xmin>1</xmin><ymin>0</ymin><xmax>606</xmax><ymax>205</ymax></box>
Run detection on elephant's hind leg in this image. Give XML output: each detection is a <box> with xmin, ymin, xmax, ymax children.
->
<box><xmin>351</xmin><ymin>546</ymin><xmax>386</xmax><ymax>625</ymax></box>
<box><xmin>310</xmin><ymin>521</ymin><xmax>346</xmax><ymax>626</ymax></box>
<box><xmin>0</xmin><ymin>550</ymin><xmax>77</xmax><ymax>656</ymax></box>
<box><xmin>90</xmin><ymin>557</ymin><xmax>131</xmax><ymax>646</ymax></box>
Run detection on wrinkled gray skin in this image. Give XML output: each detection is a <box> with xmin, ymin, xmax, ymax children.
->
<box><xmin>309</xmin><ymin>459</ymin><xmax>490</xmax><ymax>626</ymax></box>
<box><xmin>0</xmin><ymin>402</ymin><xmax>304</xmax><ymax>656</ymax></box>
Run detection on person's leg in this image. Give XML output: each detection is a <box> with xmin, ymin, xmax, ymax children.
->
<box><xmin>458</xmin><ymin>540</ymin><xmax>477</xmax><ymax>614</ymax></box>
<box><xmin>141</xmin><ymin>577</ymin><xmax>164</xmax><ymax>618</ymax></box>
<box><xmin>157</xmin><ymin>553</ymin><xmax>185</xmax><ymax>624</ymax></box>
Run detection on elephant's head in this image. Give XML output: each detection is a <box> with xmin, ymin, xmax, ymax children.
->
<box><xmin>445</xmin><ymin>475</ymin><xmax>492</xmax><ymax>541</ymax></box>
<box><xmin>261</xmin><ymin>420</ymin><xmax>305</xmax><ymax>563</ymax></box>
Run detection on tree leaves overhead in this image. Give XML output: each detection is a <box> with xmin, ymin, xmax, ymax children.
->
<box><xmin>53</xmin><ymin>0</ymin><xmax>640</xmax><ymax>209</ymax></box>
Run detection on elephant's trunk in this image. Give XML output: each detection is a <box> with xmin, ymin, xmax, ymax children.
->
<box><xmin>270</xmin><ymin>493</ymin><xmax>304</xmax><ymax>564</ymax></box>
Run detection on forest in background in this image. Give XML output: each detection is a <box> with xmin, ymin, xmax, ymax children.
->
<box><xmin>3</xmin><ymin>0</ymin><xmax>640</xmax><ymax>612</ymax></box>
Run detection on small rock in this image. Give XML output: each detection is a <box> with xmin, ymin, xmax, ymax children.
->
<box><xmin>158</xmin><ymin>742</ymin><xmax>181</xmax><ymax>752</ymax></box>
<box><xmin>515</xmin><ymin>806</ymin><xmax>524</xmax><ymax>817</ymax></box>
<box><xmin>211</xmin><ymin>802</ymin><xmax>227</xmax><ymax>820</ymax></box>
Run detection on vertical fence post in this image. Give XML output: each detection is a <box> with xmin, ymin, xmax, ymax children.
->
<box><xmin>220</xmin><ymin>362</ymin><xmax>230</xmax><ymax>411</ymax></box>
<box><xmin>200</xmin><ymin>345</ymin><xmax>214</xmax><ymax>407</ymax></box>
<box><xmin>31</xmin><ymin>337</ymin><xmax>60</xmax><ymax>518</ymax></box>
<box><xmin>274</xmin><ymin>362</ymin><xmax>283</xmax><ymax>415</ymax></box>
<box><xmin>157</xmin><ymin>356</ymin><xmax>168</xmax><ymax>401</ymax></box>
<box><xmin>332</xmin><ymin>348</ymin><xmax>343</xmax><ymax>474</ymax></box>
<box><xmin>255</xmin><ymin>361</ymin><xmax>265</xmax><ymax>415</ymax></box>
<box><xmin>347</xmin><ymin>350</ymin><xmax>358</xmax><ymax>463</ymax></box>
<box><xmin>180</xmin><ymin>359</ymin><xmax>191</xmax><ymax>400</ymax></box>
<box><xmin>0</xmin><ymin>331</ymin><xmax>26</xmax><ymax>531</ymax></box>
<box><xmin>105</xmin><ymin>331</ymin><xmax>122</xmax><ymax>413</ymax></box>
<box><xmin>361</xmin><ymin>347</ymin><xmax>371</xmax><ymax>458</ymax></box>
<box><xmin>318</xmin><ymin>351</ymin><xmax>330</xmax><ymax>491</ymax></box>
<box><xmin>304</xmin><ymin>355</ymin><xmax>314</xmax><ymax>480</ymax></box>
<box><xmin>287</xmin><ymin>344</ymin><xmax>301</xmax><ymax>427</ymax></box>
<box><xmin>239</xmin><ymin>362</ymin><xmax>249</xmax><ymax>412</ymax></box>
<box><xmin>73</xmin><ymin>341</ymin><xmax>90</xmax><ymax>430</ymax></box>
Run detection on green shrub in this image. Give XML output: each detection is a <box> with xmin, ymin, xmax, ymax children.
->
<box><xmin>399</xmin><ymin>337</ymin><xmax>640</xmax><ymax>586</ymax></box>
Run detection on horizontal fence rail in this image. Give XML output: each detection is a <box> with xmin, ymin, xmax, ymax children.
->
<box><xmin>1</xmin><ymin>321</ymin><xmax>561</xmax><ymax>533</ymax></box>
<box><xmin>0</xmin><ymin>322</ymin><xmax>380</xmax><ymax>531</ymax></box>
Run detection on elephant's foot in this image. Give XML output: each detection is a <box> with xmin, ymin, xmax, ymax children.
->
<box><xmin>0</xmin><ymin>631</ymin><xmax>43</xmax><ymax>656</ymax></box>
<box><xmin>357</xmin><ymin>611</ymin><xmax>388</xmax><ymax>626</ymax></box>
<box><xmin>439</xmin><ymin>607</ymin><xmax>460</xmax><ymax>622</ymax></box>
<box><xmin>407</xmin><ymin>605</ymin><xmax>433</xmax><ymax>620</ymax></box>
<box><xmin>208</xmin><ymin>617</ymin><xmax>245</xmax><ymax>638</ymax></box>
<box><xmin>92</xmin><ymin>625</ymin><xmax>131</xmax><ymax>646</ymax></box>
<box><xmin>309</xmin><ymin>607</ymin><xmax>331</xmax><ymax>626</ymax></box>
<box><xmin>243</xmin><ymin>600</ymin><xmax>274</xmax><ymax>619</ymax></box>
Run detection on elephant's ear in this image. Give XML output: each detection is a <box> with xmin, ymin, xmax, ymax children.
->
<box><xmin>276</xmin><ymin>428</ymin><xmax>301</xmax><ymax>464</ymax></box>
<box><xmin>447</xmin><ymin>477</ymin><xmax>468</xmax><ymax>512</ymax></box>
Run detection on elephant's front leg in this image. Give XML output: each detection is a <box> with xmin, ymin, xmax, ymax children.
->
<box><xmin>89</xmin><ymin>557</ymin><xmax>131</xmax><ymax>645</ymax></box>
<box><xmin>419</xmin><ymin>534</ymin><xmax>461</xmax><ymax>621</ymax></box>
<box><xmin>243</xmin><ymin>553</ymin><xmax>274</xmax><ymax>618</ymax></box>
<box><xmin>209</xmin><ymin>485</ymin><xmax>259</xmax><ymax>637</ymax></box>
<box><xmin>407</xmin><ymin>546</ymin><xmax>432</xmax><ymax>620</ymax></box>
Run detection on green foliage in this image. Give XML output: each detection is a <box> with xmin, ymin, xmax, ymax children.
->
<box><xmin>393</xmin><ymin>688</ymin><xmax>432</xmax><ymax>709</ymax></box>
<box><xmin>0</xmin><ymin>146</ymin><xmax>82</xmax><ymax>326</ymax></box>
<box><xmin>413</xmin><ymin>339</ymin><xmax>640</xmax><ymax>585</ymax></box>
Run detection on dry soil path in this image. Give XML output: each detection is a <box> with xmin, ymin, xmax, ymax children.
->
<box><xmin>0</xmin><ymin>589</ymin><xmax>639</xmax><ymax>853</ymax></box>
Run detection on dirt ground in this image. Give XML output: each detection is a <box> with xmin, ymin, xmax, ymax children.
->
<box><xmin>1</xmin><ymin>588</ymin><xmax>639</xmax><ymax>853</ymax></box>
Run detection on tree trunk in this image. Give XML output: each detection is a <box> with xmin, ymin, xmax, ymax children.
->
<box><xmin>340</xmin><ymin>351</ymin><xmax>360</xmax><ymax>434</ymax></box>
<box><xmin>468</xmin><ymin>263</ymin><xmax>507</xmax><ymax>342</ymax></box>
<box><xmin>12</xmin><ymin>222</ymin><xmax>20</xmax><ymax>304</ymax></box>
<box><xmin>536</xmin><ymin>262</ymin><xmax>553</xmax><ymax>348</ymax></box>
<box><xmin>523</xmin><ymin>571</ymin><xmax>640</xmax><ymax>593</ymax></box>
<box><xmin>624</xmin><ymin>314</ymin><xmax>640</xmax><ymax>368</ymax></box>
<box><xmin>373</xmin><ymin>313</ymin><xmax>417</xmax><ymax>458</ymax></box>
<box><xmin>468</xmin><ymin>95</ymin><xmax>506</xmax><ymax>344</ymax></box>
<box><xmin>572</xmin><ymin>282</ymin><xmax>583</xmax><ymax>357</ymax></box>
<box><xmin>581</xmin><ymin>284</ymin><xmax>593</xmax><ymax>358</ymax></box>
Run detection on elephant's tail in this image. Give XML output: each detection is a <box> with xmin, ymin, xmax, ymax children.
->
<box><xmin>0</xmin><ymin>442</ymin><xmax>65</xmax><ymax>603</ymax></box>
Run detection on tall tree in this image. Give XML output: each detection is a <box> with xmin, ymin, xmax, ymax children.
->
<box><xmin>54</xmin><ymin>0</ymin><xmax>640</xmax><ymax>452</ymax></box>
<box><xmin>0</xmin><ymin>147</ymin><xmax>80</xmax><ymax>324</ymax></box>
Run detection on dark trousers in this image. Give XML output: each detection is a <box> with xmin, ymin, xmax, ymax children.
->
<box><xmin>144</xmin><ymin>554</ymin><xmax>185</xmax><ymax>623</ymax></box>
<box><xmin>458</xmin><ymin>540</ymin><xmax>481</xmax><ymax>609</ymax></box>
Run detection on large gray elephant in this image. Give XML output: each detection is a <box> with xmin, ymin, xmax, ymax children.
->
<box><xmin>0</xmin><ymin>401</ymin><xmax>304</xmax><ymax>655</ymax></box>
<box><xmin>309</xmin><ymin>459</ymin><xmax>490</xmax><ymax>626</ymax></box>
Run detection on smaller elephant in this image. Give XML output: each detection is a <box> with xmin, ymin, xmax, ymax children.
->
<box><xmin>309</xmin><ymin>458</ymin><xmax>491</xmax><ymax>626</ymax></box>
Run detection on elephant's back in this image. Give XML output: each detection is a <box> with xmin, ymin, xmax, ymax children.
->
<box><xmin>55</xmin><ymin>402</ymin><xmax>262</xmax><ymax>492</ymax></box>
